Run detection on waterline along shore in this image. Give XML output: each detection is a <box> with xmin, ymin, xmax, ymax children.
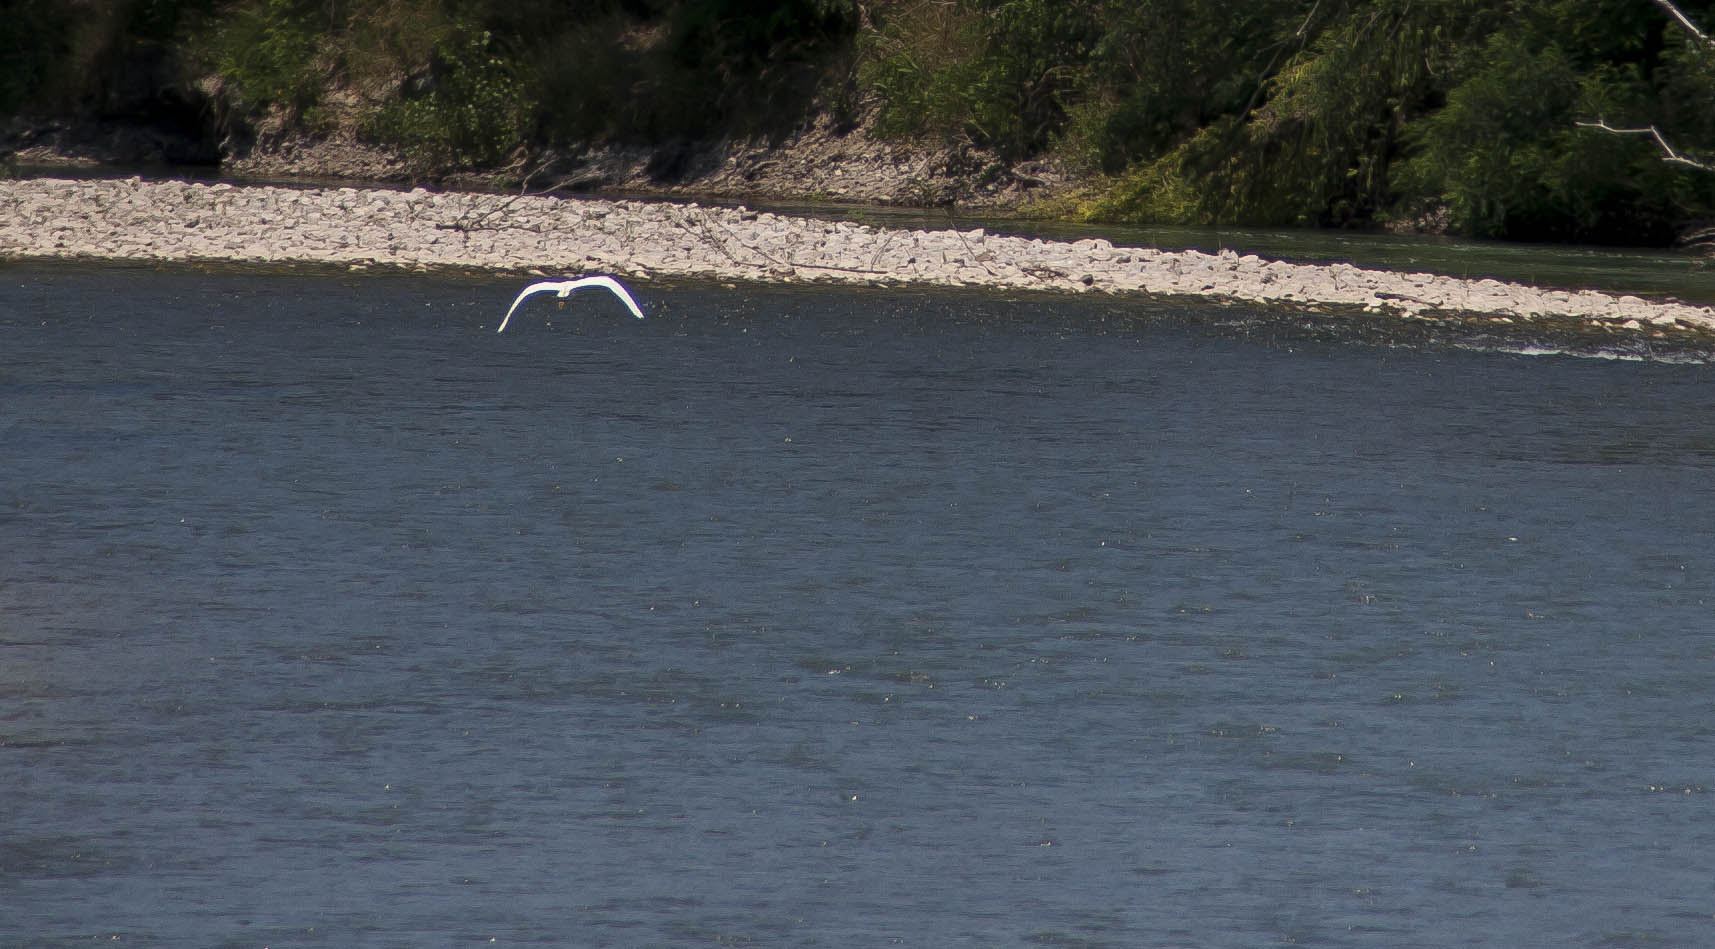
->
<box><xmin>6</xmin><ymin>175</ymin><xmax>1715</xmax><ymax>339</ymax></box>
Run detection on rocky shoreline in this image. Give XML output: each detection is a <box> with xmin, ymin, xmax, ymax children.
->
<box><xmin>5</xmin><ymin>175</ymin><xmax>1715</xmax><ymax>342</ymax></box>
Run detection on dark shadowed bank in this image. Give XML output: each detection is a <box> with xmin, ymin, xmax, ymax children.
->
<box><xmin>9</xmin><ymin>0</ymin><xmax>1715</xmax><ymax>247</ymax></box>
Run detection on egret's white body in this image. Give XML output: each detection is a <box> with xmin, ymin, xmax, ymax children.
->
<box><xmin>497</xmin><ymin>276</ymin><xmax>645</xmax><ymax>332</ymax></box>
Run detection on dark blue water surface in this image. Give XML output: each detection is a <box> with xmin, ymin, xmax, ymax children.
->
<box><xmin>4</xmin><ymin>263</ymin><xmax>1715</xmax><ymax>946</ymax></box>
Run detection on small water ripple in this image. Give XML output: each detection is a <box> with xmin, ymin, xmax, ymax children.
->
<box><xmin>4</xmin><ymin>265</ymin><xmax>1715</xmax><ymax>944</ymax></box>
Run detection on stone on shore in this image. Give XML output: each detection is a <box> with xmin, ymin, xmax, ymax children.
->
<box><xmin>2</xmin><ymin>176</ymin><xmax>1713</xmax><ymax>337</ymax></box>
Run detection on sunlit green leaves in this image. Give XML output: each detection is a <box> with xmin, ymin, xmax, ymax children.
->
<box><xmin>1080</xmin><ymin>0</ymin><xmax>1715</xmax><ymax>241</ymax></box>
<box><xmin>365</xmin><ymin>25</ymin><xmax>531</xmax><ymax>168</ymax></box>
<box><xmin>212</xmin><ymin>0</ymin><xmax>324</xmax><ymax>113</ymax></box>
<box><xmin>12</xmin><ymin>0</ymin><xmax>1715</xmax><ymax>243</ymax></box>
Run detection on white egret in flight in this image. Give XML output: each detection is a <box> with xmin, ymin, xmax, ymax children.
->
<box><xmin>497</xmin><ymin>275</ymin><xmax>645</xmax><ymax>332</ymax></box>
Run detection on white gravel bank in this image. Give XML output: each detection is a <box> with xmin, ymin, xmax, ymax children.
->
<box><xmin>5</xmin><ymin>175</ymin><xmax>1714</xmax><ymax>335</ymax></box>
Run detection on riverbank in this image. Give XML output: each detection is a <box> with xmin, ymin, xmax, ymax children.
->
<box><xmin>5</xmin><ymin>175</ymin><xmax>1715</xmax><ymax>342</ymax></box>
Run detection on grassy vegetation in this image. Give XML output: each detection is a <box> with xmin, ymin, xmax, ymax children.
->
<box><xmin>6</xmin><ymin>0</ymin><xmax>1715</xmax><ymax>244</ymax></box>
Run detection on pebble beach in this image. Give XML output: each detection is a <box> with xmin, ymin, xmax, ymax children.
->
<box><xmin>6</xmin><ymin>175</ymin><xmax>1715</xmax><ymax>338</ymax></box>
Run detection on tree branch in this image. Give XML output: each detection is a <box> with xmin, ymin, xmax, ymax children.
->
<box><xmin>1571</xmin><ymin>3</ymin><xmax>1715</xmax><ymax>172</ymax></box>
<box><xmin>1576</xmin><ymin>119</ymin><xmax>1715</xmax><ymax>171</ymax></box>
<box><xmin>1652</xmin><ymin>0</ymin><xmax>1715</xmax><ymax>48</ymax></box>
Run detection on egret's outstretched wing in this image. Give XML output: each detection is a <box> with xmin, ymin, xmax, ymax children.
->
<box><xmin>497</xmin><ymin>281</ymin><xmax>569</xmax><ymax>333</ymax></box>
<box><xmin>496</xmin><ymin>275</ymin><xmax>646</xmax><ymax>333</ymax></box>
<box><xmin>569</xmin><ymin>275</ymin><xmax>646</xmax><ymax>321</ymax></box>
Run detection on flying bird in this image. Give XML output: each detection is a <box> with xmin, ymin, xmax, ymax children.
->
<box><xmin>497</xmin><ymin>275</ymin><xmax>645</xmax><ymax>332</ymax></box>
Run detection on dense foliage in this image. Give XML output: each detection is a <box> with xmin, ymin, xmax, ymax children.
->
<box><xmin>7</xmin><ymin>0</ymin><xmax>1715</xmax><ymax>243</ymax></box>
<box><xmin>864</xmin><ymin>0</ymin><xmax>1715</xmax><ymax>243</ymax></box>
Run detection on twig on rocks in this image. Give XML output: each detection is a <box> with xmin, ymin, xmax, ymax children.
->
<box><xmin>868</xmin><ymin>230</ymin><xmax>896</xmax><ymax>271</ymax></box>
<box><xmin>951</xmin><ymin>227</ymin><xmax>997</xmax><ymax>275</ymax></box>
<box><xmin>430</xmin><ymin>161</ymin><xmax>586</xmax><ymax>233</ymax></box>
<box><xmin>670</xmin><ymin>207</ymin><xmax>785</xmax><ymax>273</ymax></box>
<box><xmin>670</xmin><ymin>206</ymin><xmax>893</xmax><ymax>278</ymax></box>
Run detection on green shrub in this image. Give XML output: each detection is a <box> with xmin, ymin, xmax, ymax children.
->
<box><xmin>364</xmin><ymin>24</ymin><xmax>531</xmax><ymax>168</ymax></box>
<box><xmin>859</xmin><ymin>0</ymin><xmax>1096</xmax><ymax>159</ymax></box>
<box><xmin>1058</xmin><ymin>0</ymin><xmax>1295</xmax><ymax>175</ymax></box>
<box><xmin>1079</xmin><ymin>145</ymin><xmax>1205</xmax><ymax>224</ymax></box>
<box><xmin>210</xmin><ymin>0</ymin><xmax>325</xmax><ymax>114</ymax></box>
<box><xmin>858</xmin><ymin>0</ymin><xmax>985</xmax><ymax>141</ymax></box>
<box><xmin>1392</xmin><ymin>8</ymin><xmax>1715</xmax><ymax>244</ymax></box>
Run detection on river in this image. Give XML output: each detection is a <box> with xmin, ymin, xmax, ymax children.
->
<box><xmin>4</xmin><ymin>263</ymin><xmax>1713</xmax><ymax>946</ymax></box>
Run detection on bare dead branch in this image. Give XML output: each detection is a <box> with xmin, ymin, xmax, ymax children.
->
<box><xmin>1571</xmin><ymin>4</ymin><xmax>1715</xmax><ymax>172</ymax></box>
<box><xmin>1575</xmin><ymin>119</ymin><xmax>1715</xmax><ymax>171</ymax></box>
<box><xmin>430</xmin><ymin>159</ymin><xmax>596</xmax><ymax>233</ymax></box>
<box><xmin>1652</xmin><ymin>0</ymin><xmax>1715</xmax><ymax>48</ymax></box>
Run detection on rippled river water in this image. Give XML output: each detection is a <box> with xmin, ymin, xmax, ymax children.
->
<box><xmin>4</xmin><ymin>263</ymin><xmax>1715</xmax><ymax>946</ymax></box>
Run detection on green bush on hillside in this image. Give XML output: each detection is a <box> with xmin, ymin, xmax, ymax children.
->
<box><xmin>11</xmin><ymin>0</ymin><xmax>1715</xmax><ymax>244</ymax></box>
<box><xmin>860</xmin><ymin>0</ymin><xmax>1097</xmax><ymax>158</ymax></box>
<box><xmin>1390</xmin><ymin>2</ymin><xmax>1715</xmax><ymax>244</ymax></box>
<box><xmin>210</xmin><ymin>0</ymin><xmax>325</xmax><ymax>116</ymax></box>
<box><xmin>365</xmin><ymin>24</ymin><xmax>531</xmax><ymax>168</ymax></box>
